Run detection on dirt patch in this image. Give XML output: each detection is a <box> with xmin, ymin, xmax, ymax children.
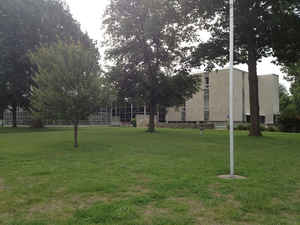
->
<box><xmin>28</xmin><ymin>193</ymin><xmax>110</xmax><ymax>219</ymax></box>
<box><xmin>28</xmin><ymin>199</ymin><xmax>71</xmax><ymax>219</ymax></box>
<box><xmin>168</xmin><ymin>197</ymin><xmax>203</xmax><ymax>214</ymax></box>
<box><xmin>136</xmin><ymin>174</ymin><xmax>152</xmax><ymax>184</ymax></box>
<box><xmin>0</xmin><ymin>177</ymin><xmax>4</xmax><ymax>191</ymax></box>
<box><xmin>70</xmin><ymin>193</ymin><xmax>109</xmax><ymax>209</ymax></box>
<box><xmin>143</xmin><ymin>204</ymin><xmax>170</xmax><ymax>218</ymax></box>
<box><xmin>134</xmin><ymin>185</ymin><xmax>151</xmax><ymax>194</ymax></box>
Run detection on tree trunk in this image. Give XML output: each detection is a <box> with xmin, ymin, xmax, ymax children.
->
<box><xmin>148</xmin><ymin>102</ymin><xmax>156</xmax><ymax>133</ymax></box>
<box><xmin>74</xmin><ymin>122</ymin><xmax>79</xmax><ymax>148</ymax></box>
<box><xmin>247</xmin><ymin>41</ymin><xmax>262</xmax><ymax>137</ymax></box>
<box><xmin>12</xmin><ymin>104</ymin><xmax>17</xmax><ymax>128</ymax></box>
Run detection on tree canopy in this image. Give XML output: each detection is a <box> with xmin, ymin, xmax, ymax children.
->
<box><xmin>182</xmin><ymin>0</ymin><xmax>300</xmax><ymax>136</ymax></box>
<box><xmin>0</xmin><ymin>0</ymin><xmax>90</xmax><ymax>127</ymax></box>
<box><xmin>103</xmin><ymin>0</ymin><xmax>200</xmax><ymax>132</ymax></box>
<box><xmin>282</xmin><ymin>60</ymin><xmax>300</xmax><ymax>114</ymax></box>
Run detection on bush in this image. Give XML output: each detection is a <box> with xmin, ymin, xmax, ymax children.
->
<box><xmin>266</xmin><ymin>126</ymin><xmax>279</xmax><ymax>132</ymax></box>
<box><xmin>234</xmin><ymin>123</ymin><xmax>267</xmax><ymax>132</ymax></box>
<box><xmin>236</xmin><ymin>124</ymin><xmax>248</xmax><ymax>130</ymax></box>
<box><xmin>131</xmin><ymin>118</ymin><xmax>137</xmax><ymax>128</ymax></box>
<box><xmin>260</xmin><ymin>125</ymin><xmax>266</xmax><ymax>131</ymax></box>
<box><xmin>279</xmin><ymin>104</ymin><xmax>300</xmax><ymax>132</ymax></box>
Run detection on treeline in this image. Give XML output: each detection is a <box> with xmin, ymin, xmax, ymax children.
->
<box><xmin>1</xmin><ymin>0</ymin><xmax>300</xmax><ymax>143</ymax></box>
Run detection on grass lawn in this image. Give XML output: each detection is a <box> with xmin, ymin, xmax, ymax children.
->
<box><xmin>0</xmin><ymin>127</ymin><xmax>299</xmax><ymax>225</ymax></box>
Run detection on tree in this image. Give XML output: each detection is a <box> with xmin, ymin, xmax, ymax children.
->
<box><xmin>0</xmin><ymin>0</ymin><xmax>86</xmax><ymax>127</ymax></box>
<box><xmin>279</xmin><ymin>84</ymin><xmax>292</xmax><ymax>113</ymax></box>
<box><xmin>184</xmin><ymin>0</ymin><xmax>300</xmax><ymax>136</ymax></box>
<box><xmin>272</xmin><ymin>0</ymin><xmax>300</xmax><ymax>65</ymax></box>
<box><xmin>103</xmin><ymin>0</ymin><xmax>200</xmax><ymax>132</ymax></box>
<box><xmin>30</xmin><ymin>41</ymin><xmax>105</xmax><ymax>148</ymax></box>
<box><xmin>282</xmin><ymin>60</ymin><xmax>300</xmax><ymax>114</ymax></box>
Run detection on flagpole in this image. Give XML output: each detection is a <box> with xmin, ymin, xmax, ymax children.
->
<box><xmin>219</xmin><ymin>0</ymin><xmax>246</xmax><ymax>180</ymax></box>
<box><xmin>229</xmin><ymin>0</ymin><xmax>234</xmax><ymax>176</ymax></box>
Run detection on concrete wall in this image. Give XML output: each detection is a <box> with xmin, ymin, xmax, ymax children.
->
<box><xmin>186</xmin><ymin>87</ymin><xmax>204</xmax><ymax>121</ymax></box>
<box><xmin>208</xmin><ymin>69</ymin><xmax>244</xmax><ymax>122</ymax></box>
<box><xmin>166</xmin><ymin>68</ymin><xmax>279</xmax><ymax>125</ymax></box>
<box><xmin>258</xmin><ymin>75</ymin><xmax>280</xmax><ymax>124</ymax></box>
<box><xmin>136</xmin><ymin>114</ymin><xmax>157</xmax><ymax>128</ymax></box>
<box><xmin>166</xmin><ymin>107</ymin><xmax>182</xmax><ymax>122</ymax></box>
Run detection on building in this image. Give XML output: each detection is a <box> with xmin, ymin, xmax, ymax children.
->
<box><xmin>166</xmin><ymin>68</ymin><xmax>280</xmax><ymax>126</ymax></box>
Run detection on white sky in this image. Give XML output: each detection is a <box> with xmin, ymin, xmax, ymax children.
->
<box><xmin>65</xmin><ymin>0</ymin><xmax>290</xmax><ymax>89</ymax></box>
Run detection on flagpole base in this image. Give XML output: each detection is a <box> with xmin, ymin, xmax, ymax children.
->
<box><xmin>218</xmin><ymin>174</ymin><xmax>247</xmax><ymax>179</ymax></box>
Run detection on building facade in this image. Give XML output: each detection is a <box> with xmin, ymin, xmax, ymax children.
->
<box><xmin>166</xmin><ymin>68</ymin><xmax>280</xmax><ymax>125</ymax></box>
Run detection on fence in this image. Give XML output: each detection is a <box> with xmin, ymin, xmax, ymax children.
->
<box><xmin>2</xmin><ymin>103</ymin><xmax>166</xmax><ymax>126</ymax></box>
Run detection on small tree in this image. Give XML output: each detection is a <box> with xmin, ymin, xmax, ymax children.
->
<box><xmin>30</xmin><ymin>41</ymin><xmax>105</xmax><ymax>148</ymax></box>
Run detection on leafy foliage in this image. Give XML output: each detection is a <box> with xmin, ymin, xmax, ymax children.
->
<box><xmin>282</xmin><ymin>60</ymin><xmax>300</xmax><ymax>114</ymax></box>
<box><xmin>279</xmin><ymin>84</ymin><xmax>292</xmax><ymax>112</ymax></box>
<box><xmin>184</xmin><ymin>0</ymin><xmax>300</xmax><ymax>136</ymax></box>
<box><xmin>279</xmin><ymin>104</ymin><xmax>300</xmax><ymax>132</ymax></box>
<box><xmin>0</xmin><ymin>0</ymin><xmax>89</xmax><ymax>127</ymax></box>
<box><xmin>272</xmin><ymin>0</ymin><xmax>300</xmax><ymax>64</ymax></box>
<box><xmin>103</xmin><ymin>0</ymin><xmax>201</xmax><ymax>132</ymax></box>
<box><xmin>30</xmin><ymin>41</ymin><xmax>106</xmax><ymax>147</ymax></box>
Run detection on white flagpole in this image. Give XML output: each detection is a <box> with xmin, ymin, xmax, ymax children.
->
<box><xmin>229</xmin><ymin>0</ymin><xmax>234</xmax><ymax>176</ymax></box>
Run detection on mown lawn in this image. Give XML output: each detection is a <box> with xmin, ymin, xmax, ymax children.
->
<box><xmin>0</xmin><ymin>127</ymin><xmax>299</xmax><ymax>225</ymax></box>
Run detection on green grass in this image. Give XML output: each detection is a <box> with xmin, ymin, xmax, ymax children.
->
<box><xmin>0</xmin><ymin>127</ymin><xmax>300</xmax><ymax>225</ymax></box>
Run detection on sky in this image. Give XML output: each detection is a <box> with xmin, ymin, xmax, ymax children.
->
<box><xmin>65</xmin><ymin>0</ymin><xmax>290</xmax><ymax>89</ymax></box>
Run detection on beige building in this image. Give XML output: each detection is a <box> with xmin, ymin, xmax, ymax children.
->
<box><xmin>166</xmin><ymin>68</ymin><xmax>280</xmax><ymax>126</ymax></box>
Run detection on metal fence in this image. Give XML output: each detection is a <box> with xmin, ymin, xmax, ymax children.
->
<box><xmin>2</xmin><ymin>103</ymin><xmax>166</xmax><ymax>126</ymax></box>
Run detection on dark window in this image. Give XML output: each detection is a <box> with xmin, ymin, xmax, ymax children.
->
<box><xmin>205</xmin><ymin>77</ymin><xmax>209</xmax><ymax>85</ymax></box>
<box><xmin>181</xmin><ymin>103</ymin><xmax>186</xmax><ymax>121</ymax></box>
<box><xmin>260</xmin><ymin>116</ymin><xmax>265</xmax><ymax>124</ymax></box>
<box><xmin>204</xmin><ymin>87</ymin><xmax>209</xmax><ymax>121</ymax></box>
<box><xmin>246</xmin><ymin>115</ymin><xmax>265</xmax><ymax>124</ymax></box>
<box><xmin>204</xmin><ymin>111</ymin><xmax>209</xmax><ymax>121</ymax></box>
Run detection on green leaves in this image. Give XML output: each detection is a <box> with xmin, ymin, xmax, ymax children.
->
<box><xmin>104</xmin><ymin>0</ymin><xmax>200</xmax><ymax>107</ymax></box>
<box><xmin>30</xmin><ymin>40</ymin><xmax>105</xmax><ymax>124</ymax></box>
<box><xmin>0</xmin><ymin>0</ymin><xmax>90</xmax><ymax>115</ymax></box>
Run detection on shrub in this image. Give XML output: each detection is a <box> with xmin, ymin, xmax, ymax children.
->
<box><xmin>236</xmin><ymin>124</ymin><xmax>248</xmax><ymax>130</ymax></box>
<box><xmin>260</xmin><ymin>125</ymin><xmax>266</xmax><ymax>131</ymax></box>
<box><xmin>131</xmin><ymin>118</ymin><xmax>137</xmax><ymax>128</ymax></box>
<box><xmin>266</xmin><ymin>126</ymin><xmax>279</xmax><ymax>132</ymax></box>
<box><xmin>279</xmin><ymin>104</ymin><xmax>300</xmax><ymax>132</ymax></box>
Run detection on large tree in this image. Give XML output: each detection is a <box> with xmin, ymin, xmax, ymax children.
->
<box><xmin>103</xmin><ymin>0</ymin><xmax>200</xmax><ymax>132</ymax></box>
<box><xmin>272</xmin><ymin>0</ymin><xmax>300</xmax><ymax>65</ymax></box>
<box><xmin>279</xmin><ymin>84</ymin><xmax>292</xmax><ymax>113</ymax></box>
<box><xmin>30</xmin><ymin>41</ymin><xmax>106</xmax><ymax>148</ymax></box>
<box><xmin>282</xmin><ymin>60</ymin><xmax>300</xmax><ymax>114</ymax></box>
<box><xmin>184</xmin><ymin>0</ymin><xmax>300</xmax><ymax>136</ymax></box>
<box><xmin>0</xmin><ymin>0</ymin><xmax>86</xmax><ymax>127</ymax></box>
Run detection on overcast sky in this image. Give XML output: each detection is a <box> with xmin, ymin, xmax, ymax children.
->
<box><xmin>65</xmin><ymin>0</ymin><xmax>290</xmax><ymax>89</ymax></box>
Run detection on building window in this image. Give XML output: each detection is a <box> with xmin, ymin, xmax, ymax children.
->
<box><xmin>204</xmin><ymin>89</ymin><xmax>209</xmax><ymax>111</ymax></box>
<box><xmin>204</xmin><ymin>111</ymin><xmax>209</xmax><ymax>121</ymax></box>
<box><xmin>203</xmin><ymin>75</ymin><xmax>209</xmax><ymax>121</ymax></box>
<box><xmin>181</xmin><ymin>103</ymin><xmax>186</xmax><ymax>121</ymax></box>
<box><xmin>246</xmin><ymin>115</ymin><xmax>265</xmax><ymax>124</ymax></box>
<box><xmin>273</xmin><ymin>115</ymin><xmax>279</xmax><ymax>124</ymax></box>
<box><xmin>205</xmin><ymin>77</ymin><xmax>209</xmax><ymax>86</ymax></box>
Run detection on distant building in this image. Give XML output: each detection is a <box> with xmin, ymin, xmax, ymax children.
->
<box><xmin>166</xmin><ymin>68</ymin><xmax>280</xmax><ymax>126</ymax></box>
